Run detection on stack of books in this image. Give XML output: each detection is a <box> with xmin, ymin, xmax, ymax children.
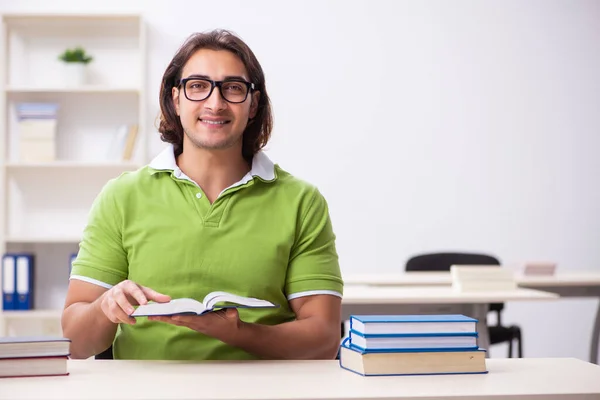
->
<box><xmin>339</xmin><ymin>314</ymin><xmax>488</xmax><ymax>376</ymax></box>
<box><xmin>16</xmin><ymin>102</ymin><xmax>60</xmax><ymax>163</ymax></box>
<box><xmin>0</xmin><ymin>336</ymin><xmax>70</xmax><ymax>378</ymax></box>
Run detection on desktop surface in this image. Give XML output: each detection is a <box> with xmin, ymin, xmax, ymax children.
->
<box><xmin>2</xmin><ymin>358</ymin><xmax>600</xmax><ymax>400</ymax></box>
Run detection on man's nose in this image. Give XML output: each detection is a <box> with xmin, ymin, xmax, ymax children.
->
<box><xmin>204</xmin><ymin>86</ymin><xmax>227</xmax><ymax>111</ymax></box>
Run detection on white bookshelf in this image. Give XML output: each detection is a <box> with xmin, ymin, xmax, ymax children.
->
<box><xmin>5</xmin><ymin>160</ymin><xmax>140</xmax><ymax>169</ymax></box>
<box><xmin>6</xmin><ymin>86</ymin><xmax>141</xmax><ymax>94</ymax></box>
<box><xmin>6</xmin><ymin>237</ymin><xmax>83</xmax><ymax>244</ymax></box>
<box><xmin>0</xmin><ymin>13</ymin><xmax>148</xmax><ymax>335</ymax></box>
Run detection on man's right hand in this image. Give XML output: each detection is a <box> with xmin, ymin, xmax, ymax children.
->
<box><xmin>99</xmin><ymin>280</ymin><xmax>171</xmax><ymax>325</ymax></box>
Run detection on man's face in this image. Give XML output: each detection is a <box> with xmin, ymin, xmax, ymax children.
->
<box><xmin>173</xmin><ymin>49</ymin><xmax>259</xmax><ymax>152</ymax></box>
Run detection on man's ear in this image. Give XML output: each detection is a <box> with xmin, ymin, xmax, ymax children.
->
<box><xmin>172</xmin><ymin>86</ymin><xmax>181</xmax><ymax>116</ymax></box>
<box><xmin>249</xmin><ymin>91</ymin><xmax>260</xmax><ymax>119</ymax></box>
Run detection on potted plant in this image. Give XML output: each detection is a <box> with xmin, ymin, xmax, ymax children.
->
<box><xmin>58</xmin><ymin>47</ymin><xmax>93</xmax><ymax>86</ymax></box>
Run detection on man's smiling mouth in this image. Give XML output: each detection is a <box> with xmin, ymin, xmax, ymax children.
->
<box><xmin>199</xmin><ymin>118</ymin><xmax>231</xmax><ymax>125</ymax></box>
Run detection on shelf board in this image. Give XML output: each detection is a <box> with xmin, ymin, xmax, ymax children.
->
<box><xmin>3</xmin><ymin>13</ymin><xmax>141</xmax><ymax>22</ymax></box>
<box><xmin>2</xmin><ymin>14</ymin><xmax>141</xmax><ymax>37</ymax></box>
<box><xmin>6</xmin><ymin>236</ymin><xmax>81</xmax><ymax>244</ymax></box>
<box><xmin>1</xmin><ymin>310</ymin><xmax>62</xmax><ymax>319</ymax></box>
<box><xmin>6</xmin><ymin>161</ymin><xmax>140</xmax><ymax>170</ymax></box>
<box><xmin>6</xmin><ymin>86</ymin><xmax>141</xmax><ymax>94</ymax></box>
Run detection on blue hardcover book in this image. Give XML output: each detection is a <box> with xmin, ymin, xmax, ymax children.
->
<box><xmin>15</xmin><ymin>254</ymin><xmax>34</xmax><ymax>310</ymax></box>
<box><xmin>339</xmin><ymin>338</ymin><xmax>488</xmax><ymax>376</ymax></box>
<box><xmin>350</xmin><ymin>314</ymin><xmax>478</xmax><ymax>336</ymax></box>
<box><xmin>349</xmin><ymin>329</ymin><xmax>478</xmax><ymax>351</ymax></box>
<box><xmin>2</xmin><ymin>255</ymin><xmax>16</xmax><ymax>310</ymax></box>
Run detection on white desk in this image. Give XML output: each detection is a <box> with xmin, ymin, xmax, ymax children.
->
<box><xmin>2</xmin><ymin>358</ymin><xmax>600</xmax><ymax>400</ymax></box>
<box><xmin>343</xmin><ymin>272</ymin><xmax>600</xmax><ymax>289</ymax></box>
<box><xmin>343</xmin><ymin>272</ymin><xmax>600</xmax><ymax>363</ymax></box>
<box><xmin>341</xmin><ymin>286</ymin><xmax>558</xmax><ymax>352</ymax></box>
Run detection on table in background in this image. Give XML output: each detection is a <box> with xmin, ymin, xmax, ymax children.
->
<box><xmin>341</xmin><ymin>285</ymin><xmax>558</xmax><ymax>352</ymax></box>
<box><xmin>343</xmin><ymin>272</ymin><xmax>600</xmax><ymax>363</ymax></box>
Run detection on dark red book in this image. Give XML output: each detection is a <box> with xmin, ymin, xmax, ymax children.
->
<box><xmin>0</xmin><ymin>355</ymin><xmax>69</xmax><ymax>378</ymax></box>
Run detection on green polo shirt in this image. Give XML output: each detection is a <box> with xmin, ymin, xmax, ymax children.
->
<box><xmin>70</xmin><ymin>145</ymin><xmax>343</xmax><ymax>360</ymax></box>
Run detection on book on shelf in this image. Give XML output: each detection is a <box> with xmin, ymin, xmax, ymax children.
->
<box><xmin>131</xmin><ymin>291</ymin><xmax>278</xmax><ymax>317</ymax></box>
<box><xmin>0</xmin><ymin>336</ymin><xmax>70</xmax><ymax>378</ymax></box>
<box><xmin>16</xmin><ymin>102</ymin><xmax>59</xmax><ymax>163</ymax></box>
<box><xmin>350</xmin><ymin>314</ymin><xmax>478</xmax><ymax>335</ymax></box>
<box><xmin>107</xmin><ymin>124</ymin><xmax>139</xmax><ymax>161</ymax></box>
<box><xmin>339</xmin><ymin>339</ymin><xmax>488</xmax><ymax>376</ymax></box>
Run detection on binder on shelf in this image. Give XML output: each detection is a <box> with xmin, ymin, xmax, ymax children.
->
<box><xmin>69</xmin><ymin>253</ymin><xmax>78</xmax><ymax>275</ymax></box>
<box><xmin>15</xmin><ymin>254</ymin><xmax>34</xmax><ymax>310</ymax></box>
<box><xmin>2</xmin><ymin>255</ymin><xmax>16</xmax><ymax>310</ymax></box>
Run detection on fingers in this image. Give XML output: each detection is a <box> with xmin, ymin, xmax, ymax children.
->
<box><xmin>140</xmin><ymin>286</ymin><xmax>171</xmax><ymax>303</ymax></box>
<box><xmin>121</xmin><ymin>280</ymin><xmax>149</xmax><ymax>306</ymax></box>
<box><xmin>225</xmin><ymin>308</ymin><xmax>239</xmax><ymax>319</ymax></box>
<box><xmin>100</xmin><ymin>280</ymin><xmax>151</xmax><ymax>325</ymax></box>
<box><xmin>100</xmin><ymin>280</ymin><xmax>171</xmax><ymax>326</ymax></box>
<box><xmin>101</xmin><ymin>295</ymin><xmax>136</xmax><ymax>325</ymax></box>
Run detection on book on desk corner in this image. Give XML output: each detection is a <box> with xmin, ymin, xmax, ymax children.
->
<box><xmin>0</xmin><ymin>356</ymin><xmax>69</xmax><ymax>378</ymax></box>
<box><xmin>339</xmin><ymin>338</ymin><xmax>488</xmax><ymax>376</ymax></box>
<box><xmin>0</xmin><ymin>336</ymin><xmax>70</xmax><ymax>378</ymax></box>
<box><xmin>131</xmin><ymin>291</ymin><xmax>278</xmax><ymax>317</ymax></box>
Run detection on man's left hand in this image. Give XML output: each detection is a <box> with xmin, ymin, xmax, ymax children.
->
<box><xmin>148</xmin><ymin>308</ymin><xmax>241</xmax><ymax>339</ymax></box>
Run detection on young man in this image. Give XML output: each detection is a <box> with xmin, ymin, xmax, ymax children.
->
<box><xmin>61</xmin><ymin>30</ymin><xmax>343</xmax><ymax>360</ymax></box>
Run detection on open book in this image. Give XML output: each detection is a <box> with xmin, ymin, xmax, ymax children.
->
<box><xmin>131</xmin><ymin>291</ymin><xmax>278</xmax><ymax>317</ymax></box>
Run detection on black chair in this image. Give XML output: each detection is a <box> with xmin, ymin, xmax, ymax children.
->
<box><xmin>95</xmin><ymin>345</ymin><xmax>113</xmax><ymax>360</ymax></box>
<box><xmin>405</xmin><ymin>252</ymin><xmax>523</xmax><ymax>358</ymax></box>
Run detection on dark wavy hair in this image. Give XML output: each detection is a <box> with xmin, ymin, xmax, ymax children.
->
<box><xmin>158</xmin><ymin>30</ymin><xmax>273</xmax><ymax>161</ymax></box>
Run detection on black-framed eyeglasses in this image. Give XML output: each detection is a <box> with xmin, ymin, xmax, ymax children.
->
<box><xmin>178</xmin><ymin>77</ymin><xmax>255</xmax><ymax>104</ymax></box>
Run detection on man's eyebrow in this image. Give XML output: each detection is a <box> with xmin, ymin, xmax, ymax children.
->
<box><xmin>184</xmin><ymin>74</ymin><xmax>210</xmax><ymax>80</ymax></box>
<box><xmin>223</xmin><ymin>75</ymin><xmax>248</xmax><ymax>81</ymax></box>
<box><xmin>183</xmin><ymin>74</ymin><xmax>248</xmax><ymax>81</ymax></box>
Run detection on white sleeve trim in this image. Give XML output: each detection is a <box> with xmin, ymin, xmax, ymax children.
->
<box><xmin>287</xmin><ymin>290</ymin><xmax>343</xmax><ymax>301</ymax></box>
<box><xmin>70</xmin><ymin>275</ymin><xmax>114</xmax><ymax>290</ymax></box>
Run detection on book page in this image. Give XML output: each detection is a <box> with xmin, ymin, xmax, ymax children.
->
<box><xmin>131</xmin><ymin>298</ymin><xmax>205</xmax><ymax>316</ymax></box>
<box><xmin>203</xmin><ymin>291</ymin><xmax>275</xmax><ymax>311</ymax></box>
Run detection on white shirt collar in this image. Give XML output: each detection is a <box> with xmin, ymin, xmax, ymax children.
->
<box><xmin>148</xmin><ymin>144</ymin><xmax>276</xmax><ymax>183</ymax></box>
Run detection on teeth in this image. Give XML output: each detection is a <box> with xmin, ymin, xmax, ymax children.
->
<box><xmin>202</xmin><ymin>120</ymin><xmax>226</xmax><ymax>125</ymax></box>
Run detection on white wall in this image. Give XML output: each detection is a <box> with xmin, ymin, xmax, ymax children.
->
<box><xmin>1</xmin><ymin>0</ymin><xmax>599</xmax><ymax>360</ymax></box>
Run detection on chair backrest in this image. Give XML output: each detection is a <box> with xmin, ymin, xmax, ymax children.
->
<box><xmin>406</xmin><ymin>252</ymin><xmax>500</xmax><ymax>272</ymax></box>
<box><xmin>95</xmin><ymin>345</ymin><xmax>113</xmax><ymax>360</ymax></box>
<box><xmin>405</xmin><ymin>252</ymin><xmax>503</xmax><ymax>312</ymax></box>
